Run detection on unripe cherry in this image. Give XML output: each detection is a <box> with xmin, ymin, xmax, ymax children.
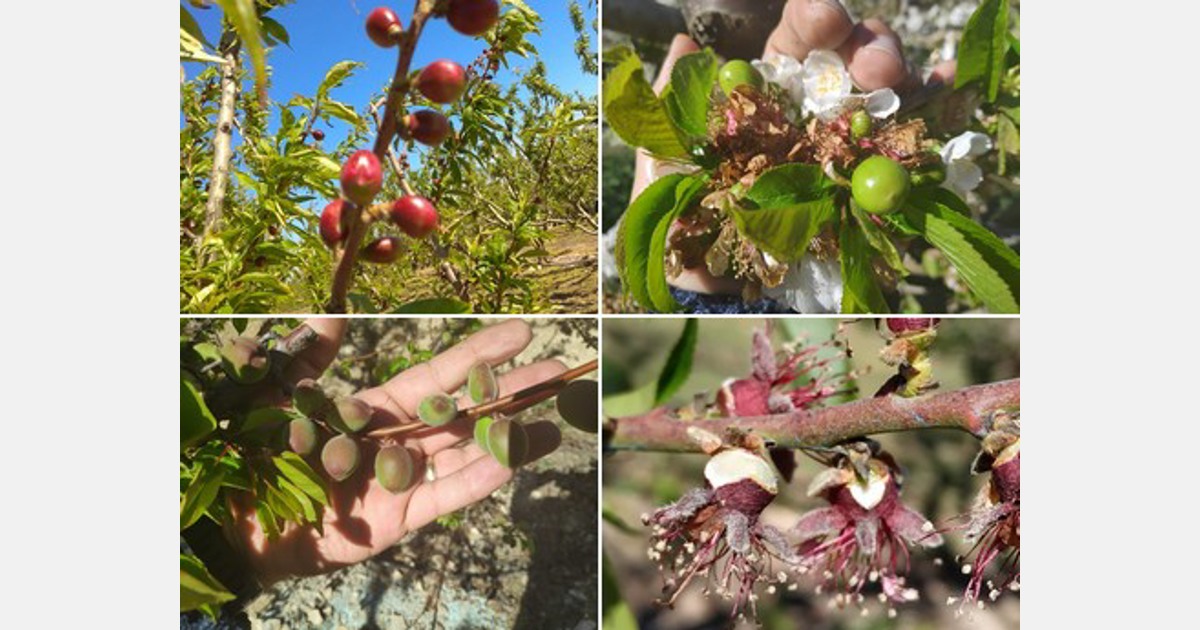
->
<box><xmin>365</xmin><ymin>7</ymin><xmax>403</xmax><ymax>47</ymax></box>
<box><xmin>340</xmin><ymin>150</ymin><xmax>383</xmax><ymax>206</ymax></box>
<box><xmin>416</xmin><ymin>60</ymin><xmax>467</xmax><ymax>104</ymax></box>
<box><xmin>390</xmin><ymin>196</ymin><xmax>439</xmax><ymax>238</ymax></box>
<box><xmin>404</xmin><ymin>110</ymin><xmax>451</xmax><ymax>146</ymax></box>
<box><xmin>446</xmin><ymin>0</ymin><xmax>499</xmax><ymax>36</ymax></box>
<box><xmin>361</xmin><ymin>236</ymin><xmax>402</xmax><ymax>263</ymax></box>
<box><xmin>319</xmin><ymin>199</ymin><xmax>348</xmax><ymax>247</ymax></box>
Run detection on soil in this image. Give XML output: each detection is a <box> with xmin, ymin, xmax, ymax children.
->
<box><xmin>241</xmin><ymin>319</ymin><xmax>599</xmax><ymax>630</ymax></box>
<box><xmin>526</xmin><ymin>228</ymin><xmax>598</xmax><ymax>314</ymax></box>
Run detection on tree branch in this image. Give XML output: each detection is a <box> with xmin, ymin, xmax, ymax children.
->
<box><xmin>603</xmin><ymin>379</ymin><xmax>1020</xmax><ymax>452</ymax></box>
<box><xmin>326</xmin><ymin>0</ymin><xmax>438</xmax><ymax>313</ymax></box>
<box><xmin>201</xmin><ymin>32</ymin><xmax>241</xmax><ymax>250</ymax></box>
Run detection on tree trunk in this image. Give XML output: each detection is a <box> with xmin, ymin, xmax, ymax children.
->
<box><xmin>203</xmin><ymin>32</ymin><xmax>240</xmax><ymax>243</ymax></box>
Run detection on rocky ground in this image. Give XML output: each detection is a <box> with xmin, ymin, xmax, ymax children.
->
<box><xmin>243</xmin><ymin>319</ymin><xmax>599</xmax><ymax>630</ymax></box>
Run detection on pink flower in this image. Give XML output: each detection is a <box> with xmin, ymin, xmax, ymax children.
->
<box><xmin>952</xmin><ymin>412</ymin><xmax>1020</xmax><ymax>606</ymax></box>
<box><xmin>791</xmin><ymin>442</ymin><xmax>943</xmax><ymax>612</ymax></box>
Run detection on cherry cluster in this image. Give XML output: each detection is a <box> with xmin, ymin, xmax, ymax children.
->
<box><xmin>319</xmin><ymin>0</ymin><xmax>500</xmax><ymax>264</ymax></box>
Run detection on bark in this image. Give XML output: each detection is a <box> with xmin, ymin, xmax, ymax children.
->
<box><xmin>203</xmin><ymin>32</ymin><xmax>240</xmax><ymax>243</ymax></box>
<box><xmin>603</xmin><ymin>0</ymin><xmax>687</xmax><ymax>45</ymax></box>
<box><xmin>604</xmin><ymin>378</ymin><xmax>1020</xmax><ymax>452</ymax></box>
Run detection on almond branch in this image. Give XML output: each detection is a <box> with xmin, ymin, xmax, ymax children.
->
<box><xmin>603</xmin><ymin>378</ymin><xmax>1020</xmax><ymax>452</ymax></box>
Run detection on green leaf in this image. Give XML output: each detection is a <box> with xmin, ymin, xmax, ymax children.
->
<box><xmin>839</xmin><ymin>218</ymin><xmax>890</xmax><ymax>313</ymax></box>
<box><xmin>317</xmin><ymin>61</ymin><xmax>363</xmax><ymax>102</ymax></box>
<box><xmin>214</xmin><ymin>0</ymin><xmax>267</xmax><ymax>103</ymax></box>
<box><xmin>273</xmin><ymin>452</ymin><xmax>329</xmax><ymax>506</ymax></box>
<box><xmin>602</xmin><ymin>47</ymin><xmax>687</xmax><ymax>158</ymax></box>
<box><xmin>238</xmin><ymin>407</ymin><xmax>292</xmax><ymax>434</ymax></box>
<box><xmin>731</xmin><ymin>164</ymin><xmax>837</xmax><ymax>261</ymax></box>
<box><xmin>181</xmin><ymin>377</ymin><xmax>217</xmax><ymax>449</ymax></box>
<box><xmin>277</xmin><ymin>477</ymin><xmax>319</xmax><ymax>523</ymax></box>
<box><xmin>602</xmin><ymin>553</ymin><xmax>638</xmax><ymax>630</ymax></box>
<box><xmin>391</xmin><ymin>298</ymin><xmax>472</xmax><ymax>314</ymax></box>
<box><xmin>644</xmin><ymin>177</ymin><xmax>705</xmax><ymax>312</ymax></box>
<box><xmin>255</xmin><ymin>500</ymin><xmax>280</xmax><ymax>540</ymax></box>
<box><xmin>322</xmin><ymin>100</ymin><xmax>364</xmax><ymax>130</ymax></box>
<box><xmin>181</xmin><ymin>554</ymin><xmax>235</xmax><ymax>613</ymax></box>
<box><xmin>260</xmin><ymin>15</ymin><xmax>290</xmax><ymax>48</ymax></box>
<box><xmin>850</xmin><ymin>204</ymin><xmax>905</xmax><ymax>274</ymax></box>
<box><xmin>180</xmin><ymin>6</ymin><xmax>213</xmax><ymax>51</ymax></box>
<box><xmin>618</xmin><ymin>174</ymin><xmax>686</xmax><ymax>308</ymax></box>
<box><xmin>654</xmin><ymin>319</ymin><xmax>698</xmax><ymax>404</ymax></box>
<box><xmin>180</xmin><ymin>461</ymin><xmax>226</xmax><ymax>529</ymax></box>
<box><xmin>180</xmin><ymin>28</ymin><xmax>227</xmax><ymax>64</ymax></box>
<box><xmin>661</xmin><ymin>49</ymin><xmax>718</xmax><ymax>140</ymax></box>
<box><xmin>904</xmin><ymin>195</ymin><xmax>1020</xmax><ymax>313</ymax></box>
<box><xmin>955</xmin><ymin>0</ymin><xmax>1010</xmax><ymax>102</ymax></box>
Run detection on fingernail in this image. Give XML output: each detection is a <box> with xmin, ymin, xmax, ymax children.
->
<box><xmin>864</xmin><ymin>34</ymin><xmax>902</xmax><ymax>60</ymax></box>
<box><xmin>815</xmin><ymin>0</ymin><xmax>851</xmax><ymax>19</ymax></box>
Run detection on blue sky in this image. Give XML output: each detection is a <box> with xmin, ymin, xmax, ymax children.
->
<box><xmin>182</xmin><ymin>0</ymin><xmax>596</xmax><ymax>138</ymax></box>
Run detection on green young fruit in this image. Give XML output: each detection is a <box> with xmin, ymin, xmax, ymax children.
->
<box><xmin>718</xmin><ymin>59</ymin><xmax>763</xmax><ymax>96</ymax></box>
<box><xmin>417</xmin><ymin>393</ymin><xmax>457</xmax><ymax>426</ymax></box>
<box><xmin>487</xmin><ymin>418</ymin><xmax>528</xmax><ymax>468</ymax></box>
<box><xmin>467</xmin><ymin>361</ymin><xmax>498</xmax><ymax>404</ymax></box>
<box><xmin>220</xmin><ymin>336</ymin><xmax>270</xmax><ymax>384</ymax></box>
<box><xmin>292</xmin><ymin>378</ymin><xmax>330</xmax><ymax>418</ymax></box>
<box><xmin>332</xmin><ymin>397</ymin><xmax>374</xmax><ymax>433</ymax></box>
<box><xmin>851</xmin><ymin>155</ymin><xmax>911</xmax><ymax>215</ymax></box>
<box><xmin>474</xmin><ymin>416</ymin><xmax>496</xmax><ymax>454</ymax></box>
<box><xmin>555</xmin><ymin>380</ymin><xmax>599</xmax><ymax>434</ymax></box>
<box><xmin>321</xmin><ymin>434</ymin><xmax>360</xmax><ymax>481</ymax></box>
<box><xmin>850</xmin><ymin>110</ymin><xmax>872</xmax><ymax>141</ymax></box>
<box><xmin>374</xmin><ymin>445</ymin><xmax>416</xmax><ymax>494</ymax></box>
<box><xmin>288</xmin><ymin>417</ymin><xmax>318</xmax><ymax>455</ymax></box>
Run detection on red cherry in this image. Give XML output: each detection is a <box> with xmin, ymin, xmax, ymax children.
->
<box><xmin>446</xmin><ymin>0</ymin><xmax>499</xmax><ymax>36</ymax></box>
<box><xmin>311</xmin><ymin>129</ymin><xmax>325</xmax><ymax>141</ymax></box>
<box><xmin>319</xmin><ymin>199</ymin><xmax>348</xmax><ymax>247</ymax></box>
<box><xmin>405</xmin><ymin>110</ymin><xmax>451</xmax><ymax>146</ymax></box>
<box><xmin>362</xmin><ymin>236</ymin><xmax>402</xmax><ymax>263</ymax></box>
<box><xmin>885</xmin><ymin>318</ymin><xmax>941</xmax><ymax>335</ymax></box>
<box><xmin>340</xmin><ymin>150</ymin><xmax>383</xmax><ymax>206</ymax></box>
<box><xmin>416</xmin><ymin>60</ymin><xmax>467</xmax><ymax>104</ymax></box>
<box><xmin>390</xmin><ymin>196</ymin><xmax>439</xmax><ymax>238</ymax></box>
<box><xmin>366</xmin><ymin>7</ymin><xmax>403</xmax><ymax>47</ymax></box>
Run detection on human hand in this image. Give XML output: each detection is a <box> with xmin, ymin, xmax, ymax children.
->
<box><xmin>631</xmin><ymin>0</ymin><xmax>956</xmax><ymax>297</ymax></box>
<box><xmin>226</xmin><ymin>319</ymin><xmax>566</xmax><ymax>584</ymax></box>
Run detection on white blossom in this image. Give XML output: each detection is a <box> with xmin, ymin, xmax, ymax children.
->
<box><xmin>796</xmin><ymin>50</ymin><xmax>899</xmax><ymax>120</ymax></box>
<box><xmin>940</xmin><ymin>131</ymin><xmax>992</xmax><ymax>195</ymax></box>
<box><xmin>751</xmin><ymin>53</ymin><xmax>805</xmax><ymax>104</ymax></box>
<box><xmin>763</xmin><ymin>255</ymin><xmax>842</xmax><ymax>314</ymax></box>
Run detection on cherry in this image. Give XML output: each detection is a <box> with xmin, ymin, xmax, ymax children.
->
<box><xmin>311</xmin><ymin>129</ymin><xmax>325</xmax><ymax>141</ymax></box>
<box><xmin>361</xmin><ymin>236</ymin><xmax>402</xmax><ymax>263</ymax></box>
<box><xmin>340</xmin><ymin>150</ymin><xmax>383</xmax><ymax>206</ymax></box>
<box><xmin>404</xmin><ymin>110</ymin><xmax>451</xmax><ymax>146</ymax></box>
<box><xmin>416</xmin><ymin>60</ymin><xmax>467</xmax><ymax>104</ymax></box>
<box><xmin>718</xmin><ymin>59</ymin><xmax>763</xmax><ymax>96</ymax></box>
<box><xmin>319</xmin><ymin>199</ymin><xmax>348</xmax><ymax>247</ymax></box>
<box><xmin>849</xmin><ymin>110</ymin><xmax>872</xmax><ymax>141</ymax></box>
<box><xmin>446</xmin><ymin>0</ymin><xmax>499</xmax><ymax>36</ymax></box>
<box><xmin>851</xmin><ymin>155</ymin><xmax>911</xmax><ymax>215</ymax></box>
<box><xmin>365</xmin><ymin>7</ymin><xmax>403</xmax><ymax>48</ymax></box>
<box><xmin>390</xmin><ymin>196</ymin><xmax>439</xmax><ymax>238</ymax></box>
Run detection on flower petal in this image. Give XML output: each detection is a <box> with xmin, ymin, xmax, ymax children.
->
<box><xmin>889</xmin><ymin>503</ymin><xmax>944</xmax><ymax>548</ymax></box>
<box><xmin>942</xmin><ymin>130</ymin><xmax>992</xmax><ymax>162</ymax></box>
<box><xmin>864</xmin><ymin>88</ymin><xmax>900</xmax><ymax>118</ymax></box>
<box><xmin>762</xmin><ymin>255</ymin><xmax>843</xmax><ymax>314</ymax></box>
<box><xmin>792</xmin><ymin>506</ymin><xmax>849</xmax><ymax>541</ymax></box>
<box><xmin>944</xmin><ymin>160</ymin><xmax>984</xmax><ymax>195</ymax></box>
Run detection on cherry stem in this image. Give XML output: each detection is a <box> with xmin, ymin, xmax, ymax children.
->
<box><xmin>366</xmin><ymin>358</ymin><xmax>599</xmax><ymax>438</ymax></box>
<box><xmin>603</xmin><ymin>378</ymin><xmax>1020</xmax><ymax>452</ymax></box>
<box><xmin>326</xmin><ymin>0</ymin><xmax>438</xmax><ymax>313</ymax></box>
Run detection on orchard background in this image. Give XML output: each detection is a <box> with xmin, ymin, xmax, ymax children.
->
<box><xmin>181</xmin><ymin>1</ymin><xmax>598</xmax><ymax>314</ymax></box>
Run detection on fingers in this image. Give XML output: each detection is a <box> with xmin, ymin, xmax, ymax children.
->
<box><xmin>403</xmin><ymin>451</ymin><xmax>512</xmax><ymax>531</ymax></box>
<box><xmin>764</xmin><ymin>0</ymin><xmax>854</xmax><ymax>61</ymax></box>
<box><xmin>836</xmin><ymin>18</ymin><xmax>909</xmax><ymax>91</ymax></box>
<box><xmin>360</xmin><ymin>319</ymin><xmax>533</xmax><ymax>424</ymax></box>
<box><xmin>284</xmin><ymin>318</ymin><xmax>348</xmax><ymax>382</ymax></box>
<box><xmin>414</xmin><ymin>358</ymin><xmax>568</xmax><ymax>455</ymax></box>
<box><xmin>405</xmin><ymin>420</ymin><xmax>562</xmax><ymax>531</ymax></box>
